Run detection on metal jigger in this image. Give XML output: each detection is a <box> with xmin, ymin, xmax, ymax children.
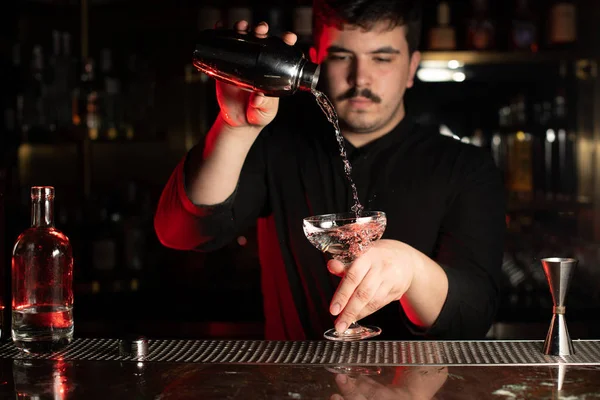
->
<box><xmin>541</xmin><ymin>257</ymin><xmax>578</xmax><ymax>356</ymax></box>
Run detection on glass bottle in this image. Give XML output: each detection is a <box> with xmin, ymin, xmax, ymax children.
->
<box><xmin>428</xmin><ymin>1</ymin><xmax>456</xmax><ymax>50</ymax></box>
<box><xmin>511</xmin><ymin>0</ymin><xmax>538</xmax><ymax>51</ymax></box>
<box><xmin>467</xmin><ymin>0</ymin><xmax>495</xmax><ymax>51</ymax></box>
<box><xmin>293</xmin><ymin>0</ymin><xmax>313</xmax><ymax>52</ymax></box>
<box><xmin>548</xmin><ymin>0</ymin><xmax>577</xmax><ymax>49</ymax></box>
<box><xmin>100</xmin><ymin>48</ymin><xmax>122</xmax><ymax>141</ymax></box>
<box><xmin>506</xmin><ymin>94</ymin><xmax>534</xmax><ymax>203</ymax></box>
<box><xmin>12</xmin><ymin>186</ymin><xmax>74</xmax><ymax>353</ymax></box>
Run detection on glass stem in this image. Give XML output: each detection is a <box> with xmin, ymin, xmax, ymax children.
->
<box><xmin>347</xmin><ymin>322</ymin><xmax>361</xmax><ymax>330</ymax></box>
<box><xmin>342</xmin><ymin>263</ymin><xmax>364</xmax><ymax>332</ymax></box>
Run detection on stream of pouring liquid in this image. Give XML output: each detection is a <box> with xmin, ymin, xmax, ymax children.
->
<box><xmin>312</xmin><ymin>89</ymin><xmax>364</xmax><ymax>217</ymax></box>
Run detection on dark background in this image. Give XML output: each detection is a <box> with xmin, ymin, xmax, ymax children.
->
<box><xmin>1</xmin><ymin>0</ymin><xmax>600</xmax><ymax>341</ymax></box>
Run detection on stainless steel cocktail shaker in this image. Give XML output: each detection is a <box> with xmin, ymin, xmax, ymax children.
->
<box><xmin>193</xmin><ymin>29</ymin><xmax>320</xmax><ymax>96</ymax></box>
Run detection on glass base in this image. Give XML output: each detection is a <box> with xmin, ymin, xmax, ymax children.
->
<box><xmin>324</xmin><ymin>323</ymin><xmax>381</xmax><ymax>341</ymax></box>
<box><xmin>13</xmin><ymin>337</ymin><xmax>71</xmax><ymax>354</ymax></box>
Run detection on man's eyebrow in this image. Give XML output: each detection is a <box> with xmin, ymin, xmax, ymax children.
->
<box><xmin>326</xmin><ymin>45</ymin><xmax>401</xmax><ymax>54</ymax></box>
<box><xmin>327</xmin><ymin>45</ymin><xmax>352</xmax><ymax>53</ymax></box>
<box><xmin>369</xmin><ymin>46</ymin><xmax>401</xmax><ymax>54</ymax></box>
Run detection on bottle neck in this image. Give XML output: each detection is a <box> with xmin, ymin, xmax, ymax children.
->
<box><xmin>32</xmin><ymin>197</ymin><xmax>54</xmax><ymax>228</ymax></box>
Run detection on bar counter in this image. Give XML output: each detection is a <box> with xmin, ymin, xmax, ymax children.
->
<box><xmin>0</xmin><ymin>338</ymin><xmax>599</xmax><ymax>399</ymax></box>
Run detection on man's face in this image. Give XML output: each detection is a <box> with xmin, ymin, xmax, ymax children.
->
<box><xmin>311</xmin><ymin>21</ymin><xmax>420</xmax><ymax>136</ymax></box>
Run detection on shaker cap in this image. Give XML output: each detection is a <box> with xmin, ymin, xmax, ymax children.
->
<box><xmin>299</xmin><ymin>62</ymin><xmax>320</xmax><ymax>92</ymax></box>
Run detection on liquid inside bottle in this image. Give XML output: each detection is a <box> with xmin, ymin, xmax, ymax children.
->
<box><xmin>12</xmin><ymin>186</ymin><xmax>74</xmax><ymax>353</ymax></box>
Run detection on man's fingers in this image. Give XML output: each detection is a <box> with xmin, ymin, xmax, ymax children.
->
<box><xmin>353</xmin><ymin>376</ymin><xmax>387</xmax><ymax>400</ymax></box>
<box><xmin>335</xmin><ymin>271</ymin><xmax>382</xmax><ymax>332</ymax></box>
<box><xmin>327</xmin><ymin>259</ymin><xmax>346</xmax><ymax>277</ymax></box>
<box><xmin>354</xmin><ymin>283</ymin><xmax>391</xmax><ymax>323</ymax></box>
<box><xmin>335</xmin><ymin>374</ymin><xmax>385</xmax><ymax>400</ymax></box>
<box><xmin>249</xmin><ymin>92</ymin><xmax>265</xmax><ymax>108</ymax></box>
<box><xmin>329</xmin><ymin>257</ymin><xmax>369</xmax><ymax>321</ymax></box>
<box><xmin>230</xmin><ymin>20</ymin><xmax>296</xmax><ymax>47</ymax></box>
<box><xmin>254</xmin><ymin>21</ymin><xmax>269</xmax><ymax>36</ymax></box>
<box><xmin>334</xmin><ymin>374</ymin><xmax>357</xmax><ymax>397</ymax></box>
<box><xmin>282</xmin><ymin>31</ymin><xmax>297</xmax><ymax>46</ymax></box>
<box><xmin>234</xmin><ymin>20</ymin><xmax>249</xmax><ymax>33</ymax></box>
<box><xmin>249</xmin><ymin>92</ymin><xmax>278</xmax><ymax>112</ymax></box>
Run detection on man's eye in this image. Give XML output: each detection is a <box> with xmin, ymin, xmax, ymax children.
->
<box><xmin>374</xmin><ymin>57</ymin><xmax>392</xmax><ymax>63</ymax></box>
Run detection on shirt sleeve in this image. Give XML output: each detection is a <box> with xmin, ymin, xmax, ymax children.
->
<box><xmin>407</xmin><ymin>148</ymin><xmax>506</xmax><ymax>340</ymax></box>
<box><xmin>154</xmin><ymin>129</ymin><xmax>270</xmax><ymax>252</ymax></box>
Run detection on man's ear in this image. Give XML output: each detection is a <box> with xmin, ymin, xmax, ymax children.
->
<box><xmin>406</xmin><ymin>51</ymin><xmax>421</xmax><ymax>89</ymax></box>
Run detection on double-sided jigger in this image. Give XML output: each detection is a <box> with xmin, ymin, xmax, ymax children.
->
<box><xmin>541</xmin><ymin>257</ymin><xmax>578</xmax><ymax>356</ymax></box>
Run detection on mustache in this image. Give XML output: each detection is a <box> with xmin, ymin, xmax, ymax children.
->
<box><xmin>336</xmin><ymin>87</ymin><xmax>382</xmax><ymax>103</ymax></box>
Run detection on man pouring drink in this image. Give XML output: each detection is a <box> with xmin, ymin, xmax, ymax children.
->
<box><xmin>154</xmin><ymin>0</ymin><xmax>506</xmax><ymax>341</ymax></box>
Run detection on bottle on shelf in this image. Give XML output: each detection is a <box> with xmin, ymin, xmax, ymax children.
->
<box><xmin>73</xmin><ymin>56</ymin><xmax>101</xmax><ymax>141</ymax></box>
<box><xmin>428</xmin><ymin>1</ymin><xmax>457</xmax><ymax>51</ymax></box>
<box><xmin>492</xmin><ymin>104</ymin><xmax>511</xmax><ymax>172</ymax></box>
<box><xmin>506</xmin><ymin>94</ymin><xmax>534</xmax><ymax>203</ymax></box>
<box><xmin>46</xmin><ymin>30</ymin><xmax>62</xmax><ymax>134</ymax></box>
<box><xmin>60</xmin><ymin>32</ymin><xmax>78</xmax><ymax>133</ymax></box>
<box><xmin>11</xmin><ymin>186</ymin><xmax>74</xmax><ymax>353</ymax></box>
<box><xmin>87</xmin><ymin>194</ymin><xmax>120</xmax><ymax>293</ymax></box>
<box><xmin>511</xmin><ymin>0</ymin><xmax>538</xmax><ymax>51</ymax></box>
<box><xmin>544</xmin><ymin>126</ymin><xmax>558</xmax><ymax>201</ymax></box>
<box><xmin>123</xmin><ymin>54</ymin><xmax>158</xmax><ymax>141</ymax></box>
<box><xmin>5</xmin><ymin>42</ymin><xmax>24</xmax><ymax>148</ymax></box>
<box><xmin>85</xmin><ymin>58</ymin><xmax>101</xmax><ymax>141</ymax></box>
<box><xmin>547</xmin><ymin>0</ymin><xmax>577</xmax><ymax>49</ymax></box>
<box><xmin>554</xmin><ymin>62</ymin><xmax>577</xmax><ymax>201</ymax></box>
<box><xmin>123</xmin><ymin>54</ymin><xmax>139</xmax><ymax>141</ymax></box>
<box><xmin>467</xmin><ymin>0</ymin><xmax>495</xmax><ymax>51</ymax></box>
<box><xmin>121</xmin><ymin>181</ymin><xmax>152</xmax><ymax>291</ymax></box>
<box><xmin>100</xmin><ymin>48</ymin><xmax>122</xmax><ymax>141</ymax></box>
<box><xmin>44</xmin><ymin>30</ymin><xmax>81</xmax><ymax>142</ymax></box>
<box><xmin>531</xmin><ymin>97</ymin><xmax>546</xmax><ymax>202</ymax></box>
<box><xmin>22</xmin><ymin>45</ymin><xmax>48</xmax><ymax>143</ymax></box>
<box><xmin>292</xmin><ymin>0</ymin><xmax>313</xmax><ymax>52</ymax></box>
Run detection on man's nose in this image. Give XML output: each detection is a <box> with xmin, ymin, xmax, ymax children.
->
<box><xmin>349</xmin><ymin>58</ymin><xmax>371</xmax><ymax>87</ymax></box>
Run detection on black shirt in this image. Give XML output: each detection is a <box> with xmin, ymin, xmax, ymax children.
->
<box><xmin>154</xmin><ymin>93</ymin><xmax>507</xmax><ymax>340</ymax></box>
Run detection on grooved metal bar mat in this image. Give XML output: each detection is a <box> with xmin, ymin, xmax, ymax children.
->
<box><xmin>0</xmin><ymin>340</ymin><xmax>599</xmax><ymax>365</ymax></box>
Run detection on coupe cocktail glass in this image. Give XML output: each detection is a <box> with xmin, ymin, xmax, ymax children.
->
<box><xmin>303</xmin><ymin>211</ymin><xmax>387</xmax><ymax>341</ymax></box>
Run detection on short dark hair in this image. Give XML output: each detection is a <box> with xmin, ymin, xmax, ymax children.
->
<box><xmin>312</xmin><ymin>0</ymin><xmax>423</xmax><ymax>54</ymax></box>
